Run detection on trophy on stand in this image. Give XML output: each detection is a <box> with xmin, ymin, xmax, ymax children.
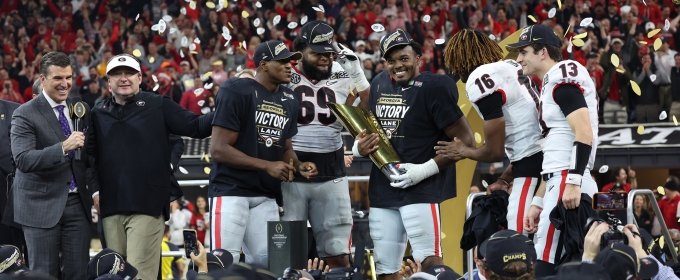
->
<box><xmin>328</xmin><ymin>103</ymin><xmax>403</xmax><ymax>181</ymax></box>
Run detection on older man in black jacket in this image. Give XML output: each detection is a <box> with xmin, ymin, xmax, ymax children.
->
<box><xmin>87</xmin><ymin>54</ymin><xmax>213</xmax><ymax>280</ymax></box>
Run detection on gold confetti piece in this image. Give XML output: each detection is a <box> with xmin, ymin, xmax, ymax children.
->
<box><xmin>574</xmin><ymin>32</ymin><xmax>588</xmax><ymax>39</ymax></box>
<box><xmin>201</xmin><ymin>152</ymin><xmax>207</xmax><ymax>161</ymax></box>
<box><xmin>184</xmin><ymin>80</ymin><xmax>194</xmax><ymax>87</ymax></box>
<box><xmin>631</xmin><ymin>80</ymin><xmax>641</xmax><ymax>96</ymax></box>
<box><xmin>204</xmin><ymin>153</ymin><xmax>210</xmax><ymax>163</ymax></box>
<box><xmin>674</xmin><ymin>115</ymin><xmax>678</xmax><ymax>126</ymax></box>
<box><xmin>228</xmin><ymin>22</ymin><xmax>233</xmax><ymax>29</ymax></box>
<box><xmin>191</xmin><ymin>51</ymin><xmax>198</xmax><ymax>54</ymax></box>
<box><xmin>474</xmin><ymin>132</ymin><xmax>482</xmax><ymax>144</ymax></box>
<box><xmin>654</xmin><ymin>37</ymin><xmax>662</xmax><ymax>51</ymax></box>
<box><xmin>658</xmin><ymin>186</ymin><xmax>666</xmax><ymax>196</ymax></box>
<box><xmin>441</xmin><ymin>232</ymin><xmax>446</xmax><ymax>239</ymax></box>
<box><xmin>149</xmin><ymin>57</ymin><xmax>155</xmax><ymax>63</ymax></box>
<box><xmin>616</xmin><ymin>68</ymin><xmax>625</xmax><ymax>73</ymax></box>
<box><xmin>241</xmin><ymin>10</ymin><xmax>249</xmax><ymax>18</ymax></box>
<box><xmin>572</xmin><ymin>38</ymin><xmax>585</xmax><ymax>47</ymax></box>
<box><xmin>660</xmin><ymin>236</ymin><xmax>665</xmax><ymax>249</ymax></box>
<box><xmin>637</xmin><ymin>125</ymin><xmax>645</xmax><ymax>135</ymax></box>
<box><xmin>611</xmin><ymin>54</ymin><xmax>620</xmax><ymax>67</ymax></box>
<box><xmin>460</xmin><ymin>104</ymin><xmax>466</xmax><ymax>110</ymax></box>
<box><xmin>349</xmin><ymin>89</ymin><xmax>355</xmax><ymax>96</ymax></box>
<box><xmin>206</xmin><ymin>1</ymin><xmax>215</xmax><ymax>8</ymax></box>
<box><xmin>639</xmin><ymin>41</ymin><xmax>648</xmax><ymax>45</ymax></box>
<box><xmin>204</xmin><ymin>167</ymin><xmax>211</xmax><ymax>174</ymax></box>
<box><xmin>203</xmin><ymin>72</ymin><xmax>213</xmax><ymax>79</ymax></box>
<box><xmin>558</xmin><ymin>0</ymin><xmax>562</xmax><ymax>9</ymax></box>
<box><xmin>132</xmin><ymin>49</ymin><xmax>142</xmax><ymax>57</ymax></box>
<box><xmin>564</xmin><ymin>25</ymin><xmax>571</xmax><ymax>38</ymax></box>
<box><xmin>648</xmin><ymin>28</ymin><xmax>661</xmax><ymax>38</ymax></box>
<box><xmin>528</xmin><ymin>15</ymin><xmax>537</xmax><ymax>23</ymax></box>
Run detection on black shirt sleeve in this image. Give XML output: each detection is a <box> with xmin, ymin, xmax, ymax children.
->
<box><xmin>162</xmin><ymin>96</ymin><xmax>215</xmax><ymax>138</ymax></box>
<box><xmin>427</xmin><ymin>76</ymin><xmax>464</xmax><ymax>129</ymax></box>
<box><xmin>211</xmin><ymin>84</ymin><xmax>247</xmax><ymax>132</ymax></box>
<box><xmin>475</xmin><ymin>91</ymin><xmax>504</xmax><ymax>120</ymax></box>
<box><xmin>553</xmin><ymin>84</ymin><xmax>587</xmax><ymax>116</ymax></box>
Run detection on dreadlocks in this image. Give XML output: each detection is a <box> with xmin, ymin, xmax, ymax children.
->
<box><xmin>443</xmin><ymin>29</ymin><xmax>504</xmax><ymax>80</ymax></box>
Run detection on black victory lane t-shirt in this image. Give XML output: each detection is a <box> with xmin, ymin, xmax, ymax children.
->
<box><xmin>209</xmin><ymin>78</ymin><xmax>299</xmax><ymax>199</ymax></box>
<box><xmin>368</xmin><ymin>71</ymin><xmax>464</xmax><ymax>208</ymax></box>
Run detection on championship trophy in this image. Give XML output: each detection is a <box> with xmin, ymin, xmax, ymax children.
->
<box><xmin>328</xmin><ymin>103</ymin><xmax>402</xmax><ymax>181</ymax></box>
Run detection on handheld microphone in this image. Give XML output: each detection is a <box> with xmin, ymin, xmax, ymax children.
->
<box><xmin>70</xmin><ymin>97</ymin><xmax>87</xmax><ymax>160</ymax></box>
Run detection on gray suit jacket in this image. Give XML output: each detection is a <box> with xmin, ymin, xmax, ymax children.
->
<box><xmin>10</xmin><ymin>93</ymin><xmax>94</xmax><ymax>228</ymax></box>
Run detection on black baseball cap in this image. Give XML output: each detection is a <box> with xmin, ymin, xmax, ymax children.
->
<box><xmin>555</xmin><ymin>262</ymin><xmax>611</xmax><ymax>280</ymax></box>
<box><xmin>87</xmin><ymin>249</ymin><xmax>138</xmax><ymax>280</ymax></box>
<box><xmin>380</xmin><ymin>29</ymin><xmax>414</xmax><ymax>58</ymax></box>
<box><xmin>506</xmin><ymin>24</ymin><xmax>562</xmax><ymax>51</ymax></box>
<box><xmin>300</xmin><ymin>20</ymin><xmax>336</xmax><ymax>53</ymax></box>
<box><xmin>593</xmin><ymin>243</ymin><xmax>659</xmax><ymax>280</ymax></box>
<box><xmin>253</xmin><ymin>40</ymin><xmax>302</xmax><ymax>66</ymax></box>
<box><xmin>0</xmin><ymin>245</ymin><xmax>28</xmax><ymax>274</ymax></box>
<box><xmin>479</xmin><ymin>230</ymin><xmax>536</xmax><ymax>278</ymax></box>
<box><xmin>189</xmin><ymin>249</ymin><xmax>231</xmax><ymax>271</ymax></box>
<box><xmin>425</xmin><ymin>265</ymin><xmax>463</xmax><ymax>280</ymax></box>
<box><xmin>586</xmin><ymin>52</ymin><xmax>598</xmax><ymax>59</ymax></box>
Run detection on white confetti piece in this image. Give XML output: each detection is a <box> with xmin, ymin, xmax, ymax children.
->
<box><xmin>151</xmin><ymin>24</ymin><xmax>159</xmax><ymax>31</ymax></box>
<box><xmin>180</xmin><ymin>49</ymin><xmax>185</xmax><ymax>58</ymax></box>
<box><xmin>153</xmin><ymin>84</ymin><xmax>160</xmax><ymax>91</ymax></box>
<box><xmin>665</xmin><ymin>19</ymin><xmax>671</xmax><ymax>31</ymax></box>
<box><xmin>216</xmin><ymin>4</ymin><xmax>223</xmax><ymax>11</ymax></box>
<box><xmin>650</xmin><ymin>74</ymin><xmax>657</xmax><ymax>82</ymax></box>
<box><xmin>580</xmin><ymin>17</ymin><xmax>593</xmax><ymax>27</ymax></box>
<box><xmin>287</xmin><ymin>22</ymin><xmax>298</xmax><ymax>29</ymax></box>
<box><xmin>434</xmin><ymin>38</ymin><xmax>445</xmax><ymax>45</ymax></box>
<box><xmin>301</xmin><ymin>15</ymin><xmax>308</xmax><ymax>25</ymax></box>
<box><xmin>255</xmin><ymin>1</ymin><xmax>261</xmax><ymax>8</ymax></box>
<box><xmin>169</xmin><ymin>27</ymin><xmax>177</xmax><ymax>34</ymax></box>
<box><xmin>660</xmin><ymin>111</ymin><xmax>668</xmax><ymax>120</ymax></box>
<box><xmin>158</xmin><ymin>19</ymin><xmax>167</xmax><ymax>32</ymax></box>
<box><xmin>162</xmin><ymin>15</ymin><xmax>172</xmax><ymax>22</ymax></box>
<box><xmin>152</xmin><ymin>75</ymin><xmax>158</xmax><ymax>82</ymax></box>
<box><xmin>371</xmin><ymin>24</ymin><xmax>385</xmax><ymax>32</ymax></box>
<box><xmin>257</xmin><ymin>27</ymin><xmax>265</xmax><ymax>35</ymax></box>
<box><xmin>548</xmin><ymin>8</ymin><xmax>556</xmax><ymax>18</ymax></box>
<box><xmin>489</xmin><ymin>34</ymin><xmax>496</xmax><ymax>41</ymax></box>
<box><xmin>204</xmin><ymin>83</ymin><xmax>213</xmax><ymax>89</ymax></box>
<box><xmin>254</xmin><ymin>18</ymin><xmax>261</xmax><ymax>27</ymax></box>
<box><xmin>135</xmin><ymin>14</ymin><xmax>140</xmax><ymax>21</ymax></box>
<box><xmin>567</xmin><ymin>38</ymin><xmax>573</xmax><ymax>53</ymax></box>
<box><xmin>273</xmin><ymin>15</ymin><xmax>281</xmax><ymax>25</ymax></box>
<box><xmin>198</xmin><ymin>100</ymin><xmax>205</xmax><ymax>106</ymax></box>
<box><xmin>482</xmin><ymin>180</ymin><xmax>488</xmax><ymax>188</ymax></box>
<box><xmin>194</xmin><ymin>88</ymin><xmax>205</xmax><ymax>95</ymax></box>
<box><xmin>189</xmin><ymin>43</ymin><xmax>197</xmax><ymax>51</ymax></box>
<box><xmin>242</xmin><ymin>40</ymin><xmax>247</xmax><ymax>49</ymax></box>
<box><xmin>222</xmin><ymin>33</ymin><xmax>232</xmax><ymax>41</ymax></box>
<box><xmin>181</xmin><ymin>37</ymin><xmax>189</xmax><ymax>47</ymax></box>
<box><xmin>423</xmin><ymin>15</ymin><xmax>431</xmax><ymax>22</ymax></box>
<box><xmin>180</xmin><ymin>7</ymin><xmax>187</xmax><ymax>15</ymax></box>
<box><xmin>194</xmin><ymin>38</ymin><xmax>201</xmax><ymax>44</ymax></box>
<box><xmin>598</xmin><ymin>165</ymin><xmax>609</xmax><ymax>173</ymax></box>
<box><xmin>179</xmin><ymin>166</ymin><xmax>189</xmax><ymax>174</ymax></box>
<box><xmin>222</xmin><ymin>26</ymin><xmax>230</xmax><ymax>34</ymax></box>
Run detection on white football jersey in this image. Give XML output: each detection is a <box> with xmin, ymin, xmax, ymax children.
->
<box><xmin>539</xmin><ymin>60</ymin><xmax>599</xmax><ymax>174</ymax></box>
<box><xmin>466</xmin><ymin>60</ymin><xmax>543</xmax><ymax>162</ymax></box>
<box><xmin>286</xmin><ymin>61</ymin><xmax>355</xmax><ymax>153</ymax></box>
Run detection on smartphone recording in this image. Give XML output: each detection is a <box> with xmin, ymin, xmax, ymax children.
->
<box><xmin>592</xmin><ymin>192</ymin><xmax>628</xmax><ymax>210</ymax></box>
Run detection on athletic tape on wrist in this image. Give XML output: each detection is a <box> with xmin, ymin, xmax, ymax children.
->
<box><xmin>531</xmin><ymin>196</ymin><xmax>544</xmax><ymax>209</ymax></box>
<box><xmin>354</xmin><ymin>78</ymin><xmax>370</xmax><ymax>92</ymax></box>
<box><xmin>352</xmin><ymin>140</ymin><xmax>363</xmax><ymax>157</ymax></box>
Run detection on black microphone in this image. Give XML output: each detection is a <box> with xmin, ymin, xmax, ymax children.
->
<box><xmin>69</xmin><ymin>97</ymin><xmax>87</xmax><ymax>160</ymax></box>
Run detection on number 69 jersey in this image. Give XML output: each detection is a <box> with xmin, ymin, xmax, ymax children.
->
<box><xmin>540</xmin><ymin>60</ymin><xmax>599</xmax><ymax>174</ymax></box>
<box><xmin>466</xmin><ymin>59</ymin><xmax>542</xmax><ymax>162</ymax></box>
<box><xmin>287</xmin><ymin>61</ymin><xmax>355</xmax><ymax>153</ymax></box>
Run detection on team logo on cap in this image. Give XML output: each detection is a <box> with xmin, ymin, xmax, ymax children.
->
<box><xmin>503</xmin><ymin>252</ymin><xmax>527</xmax><ymax>263</ymax></box>
<box><xmin>108</xmin><ymin>256</ymin><xmax>122</xmax><ymax>274</ymax></box>
<box><xmin>118</xmin><ymin>57</ymin><xmax>126</xmax><ymax>62</ymax></box>
<box><xmin>382</xmin><ymin>31</ymin><xmax>402</xmax><ymax>51</ymax></box>
<box><xmin>520</xmin><ymin>34</ymin><xmax>528</xmax><ymax>40</ymax></box>
<box><xmin>312</xmin><ymin>30</ymin><xmax>333</xmax><ymax>44</ymax></box>
<box><xmin>274</xmin><ymin>43</ymin><xmax>287</xmax><ymax>56</ymax></box>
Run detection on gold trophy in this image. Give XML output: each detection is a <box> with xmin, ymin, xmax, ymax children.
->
<box><xmin>328</xmin><ymin>103</ymin><xmax>403</xmax><ymax>181</ymax></box>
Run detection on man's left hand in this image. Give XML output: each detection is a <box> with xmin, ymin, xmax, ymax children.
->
<box><xmin>434</xmin><ymin>137</ymin><xmax>467</xmax><ymax>161</ymax></box>
<box><xmin>390</xmin><ymin>159</ymin><xmax>439</xmax><ymax>189</ymax></box>
<box><xmin>299</xmin><ymin>162</ymin><xmax>318</xmax><ymax>179</ymax></box>
<box><xmin>334</xmin><ymin>43</ymin><xmax>370</xmax><ymax>91</ymax></box>
<box><xmin>562</xmin><ymin>184</ymin><xmax>581</xmax><ymax>209</ymax></box>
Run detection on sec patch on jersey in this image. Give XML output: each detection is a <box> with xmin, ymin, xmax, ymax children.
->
<box><xmin>291</xmin><ymin>73</ymin><xmax>301</xmax><ymax>84</ymax></box>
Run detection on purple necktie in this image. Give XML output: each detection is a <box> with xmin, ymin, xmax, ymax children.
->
<box><xmin>55</xmin><ymin>105</ymin><xmax>76</xmax><ymax>191</ymax></box>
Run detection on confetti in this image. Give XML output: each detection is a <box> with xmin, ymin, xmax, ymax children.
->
<box><xmin>149</xmin><ymin>57</ymin><xmax>155</xmax><ymax>63</ymax></box>
<box><xmin>194</xmin><ymin>88</ymin><xmax>204</xmax><ymax>95</ymax></box>
<box><xmin>650</xmin><ymin>74</ymin><xmax>657</xmax><ymax>82</ymax></box>
<box><xmin>163</xmin><ymin>15</ymin><xmax>172</xmax><ymax>22</ymax></box>
<box><xmin>567</xmin><ymin>39</ymin><xmax>573</xmax><ymax>53</ymax></box>
<box><xmin>132</xmin><ymin>49</ymin><xmax>142</xmax><ymax>57</ymax></box>
<box><xmin>574</xmin><ymin>32</ymin><xmax>588</xmax><ymax>39</ymax></box>
<box><xmin>204</xmin><ymin>167</ymin><xmax>211</xmax><ymax>174</ymax></box>
<box><xmin>423</xmin><ymin>15</ymin><xmax>431</xmax><ymax>22</ymax></box>
<box><xmin>564</xmin><ymin>25</ymin><xmax>571</xmax><ymax>38</ymax></box>
<box><xmin>206</xmin><ymin>1</ymin><xmax>215</xmax><ymax>8</ymax></box>
<box><xmin>580</xmin><ymin>17</ymin><xmax>593</xmax><ymax>26</ymax></box>
<box><xmin>179</xmin><ymin>166</ymin><xmax>189</xmax><ymax>174</ymax></box>
<box><xmin>631</xmin><ymin>80</ymin><xmax>641</xmax><ymax>95</ymax></box>
<box><xmin>548</xmin><ymin>8</ymin><xmax>556</xmax><ymax>18</ymax></box>
<box><xmin>660</xmin><ymin>235</ymin><xmax>666</xmax><ymax>249</ymax></box>
<box><xmin>169</xmin><ymin>27</ymin><xmax>177</xmax><ymax>34</ymax></box>
<box><xmin>189</xmin><ymin>43</ymin><xmax>197</xmax><ymax>51</ymax></box>
<box><xmin>254</xmin><ymin>18</ymin><xmax>261</xmax><ymax>27</ymax></box>
<box><xmin>528</xmin><ymin>15</ymin><xmax>537</xmax><ymax>23</ymax></box>
<box><xmin>222</xmin><ymin>26</ymin><xmax>230</xmax><ymax>34</ymax></box>
<box><xmin>637</xmin><ymin>125</ymin><xmax>645</xmax><ymax>134</ymax></box>
<box><xmin>474</xmin><ymin>132</ymin><xmax>482</xmax><ymax>143</ymax></box>
<box><xmin>435</xmin><ymin>38</ymin><xmax>445</xmax><ymax>45</ymax></box>
<box><xmin>489</xmin><ymin>34</ymin><xmax>496</xmax><ymax>41</ymax></box>
<box><xmin>151</xmin><ymin>24</ymin><xmax>160</xmax><ymax>31</ymax></box>
<box><xmin>180</xmin><ymin>7</ymin><xmax>187</xmax><ymax>15</ymax></box>
<box><xmin>557</xmin><ymin>0</ymin><xmax>562</xmax><ymax>9</ymax></box>
<box><xmin>242</xmin><ymin>10</ymin><xmax>249</xmax><ymax>18</ymax></box>
<box><xmin>194</xmin><ymin>38</ymin><xmax>201</xmax><ymax>44</ymax></box>
<box><xmin>316</xmin><ymin>4</ymin><xmax>325</xmax><ymax>12</ymax></box>
<box><xmin>654</xmin><ymin>38</ymin><xmax>662</xmax><ymax>51</ymax></box>
<box><xmin>288</xmin><ymin>22</ymin><xmax>298</xmax><ymax>29</ymax></box>
<box><xmin>371</xmin><ymin>24</ymin><xmax>385</xmax><ymax>32</ymax></box>
<box><xmin>312</xmin><ymin>6</ymin><xmax>322</xmax><ymax>12</ymax></box>
<box><xmin>639</xmin><ymin>41</ymin><xmax>648</xmax><ymax>45</ymax></box>
<box><xmin>660</xmin><ymin>111</ymin><xmax>667</xmax><ymax>120</ymax></box>
<box><xmin>665</xmin><ymin>19</ymin><xmax>671</xmax><ymax>31</ymax></box>
<box><xmin>257</xmin><ymin>27</ymin><xmax>265</xmax><ymax>35</ymax></box>
<box><xmin>189</xmin><ymin>1</ymin><xmax>196</xmax><ymax>9</ymax></box>
<box><xmin>572</xmin><ymin>38</ymin><xmax>585</xmax><ymax>47</ymax></box>
<box><xmin>180</xmin><ymin>50</ymin><xmax>185</xmax><ymax>58</ymax></box>
<box><xmin>616</xmin><ymin>68</ymin><xmax>625</xmax><ymax>73</ymax></box>
<box><xmin>482</xmin><ymin>180</ymin><xmax>488</xmax><ymax>188</ymax></box>
<box><xmin>674</xmin><ymin>115</ymin><xmax>678</xmax><ymax>126</ymax></box>
<box><xmin>135</xmin><ymin>14</ymin><xmax>140</xmax><ymax>21</ymax></box>
<box><xmin>255</xmin><ymin>1</ymin><xmax>262</xmax><ymax>8</ymax></box>
<box><xmin>181</xmin><ymin>37</ymin><xmax>189</xmax><ymax>47</ymax></box>
<box><xmin>203</xmin><ymin>72</ymin><xmax>213</xmax><ymax>79</ymax></box>
<box><xmin>228</xmin><ymin>22</ymin><xmax>233</xmax><ymax>29</ymax></box>
<box><xmin>216</xmin><ymin>4</ymin><xmax>223</xmax><ymax>11</ymax></box>
<box><xmin>152</xmin><ymin>75</ymin><xmax>158</xmax><ymax>82</ymax></box>
<box><xmin>198</xmin><ymin>100</ymin><xmax>205</xmax><ymax>107</ymax></box>
<box><xmin>222</xmin><ymin>33</ymin><xmax>232</xmax><ymax>41</ymax></box>
<box><xmin>153</xmin><ymin>84</ymin><xmax>160</xmax><ymax>91</ymax></box>
<box><xmin>301</xmin><ymin>16</ymin><xmax>308</xmax><ymax>25</ymax></box>
<box><xmin>648</xmin><ymin>28</ymin><xmax>661</xmax><ymax>38</ymax></box>
<box><xmin>157</xmin><ymin>20</ymin><xmax>166</xmax><ymax>33</ymax></box>
<box><xmin>599</xmin><ymin>165</ymin><xmax>609</xmax><ymax>173</ymax></box>
<box><xmin>242</xmin><ymin>40</ymin><xmax>247</xmax><ymax>49</ymax></box>
<box><xmin>643</xmin><ymin>0</ymin><xmax>647</xmax><ymax>5</ymax></box>
<box><xmin>658</xmin><ymin>186</ymin><xmax>665</xmax><ymax>196</ymax></box>
<box><xmin>611</xmin><ymin>53</ymin><xmax>620</xmax><ymax>67</ymax></box>
<box><xmin>185</xmin><ymin>80</ymin><xmax>194</xmax><ymax>88</ymax></box>
<box><xmin>204</xmin><ymin>83</ymin><xmax>213</xmax><ymax>89</ymax></box>
<box><xmin>273</xmin><ymin>15</ymin><xmax>281</xmax><ymax>25</ymax></box>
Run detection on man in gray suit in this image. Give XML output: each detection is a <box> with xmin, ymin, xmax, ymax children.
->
<box><xmin>10</xmin><ymin>51</ymin><xmax>94</xmax><ymax>279</ymax></box>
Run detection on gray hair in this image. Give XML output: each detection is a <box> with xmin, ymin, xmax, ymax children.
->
<box><xmin>32</xmin><ymin>78</ymin><xmax>42</xmax><ymax>96</ymax></box>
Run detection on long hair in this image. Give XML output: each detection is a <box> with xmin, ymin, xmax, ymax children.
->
<box><xmin>482</xmin><ymin>261</ymin><xmax>535</xmax><ymax>280</ymax></box>
<box><xmin>443</xmin><ymin>29</ymin><xmax>503</xmax><ymax>77</ymax></box>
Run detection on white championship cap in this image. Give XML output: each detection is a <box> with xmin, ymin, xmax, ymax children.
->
<box><xmin>106</xmin><ymin>55</ymin><xmax>141</xmax><ymax>74</ymax></box>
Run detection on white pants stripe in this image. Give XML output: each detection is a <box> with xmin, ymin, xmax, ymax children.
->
<box><xmin>507</xmin><ymin>177</ymin><xmax>539</xmax><ymax>234</ymax></box>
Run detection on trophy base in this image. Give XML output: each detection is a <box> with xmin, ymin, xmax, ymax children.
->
<box><xmin>381</xmin><ymin>163</ymin><xmax>404</xmax><ymax>183</ymax></box>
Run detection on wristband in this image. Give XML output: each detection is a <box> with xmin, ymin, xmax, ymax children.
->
<box><xmin>565</xmin><ymin>174</ymin><xmax>583</xmax><ymax>186</ymax></box>
<box><xmin>498</xmin><ymin>177</ymin><xmax>510</xmax><ymax>187</ymax></box>
<box><xmin>352</xmin><ymin>140</ymin><xmax>363</xmax><ymax>157</ymax></box>
<box><xmin>531</xmin><ymin>196</ymin><xmax>544</xmax><ymax>209</ymax></box>
<box><xmin>568</xmin><ymin>141</ymin><xmax>592</xmax><ymax>176</ymax></box>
